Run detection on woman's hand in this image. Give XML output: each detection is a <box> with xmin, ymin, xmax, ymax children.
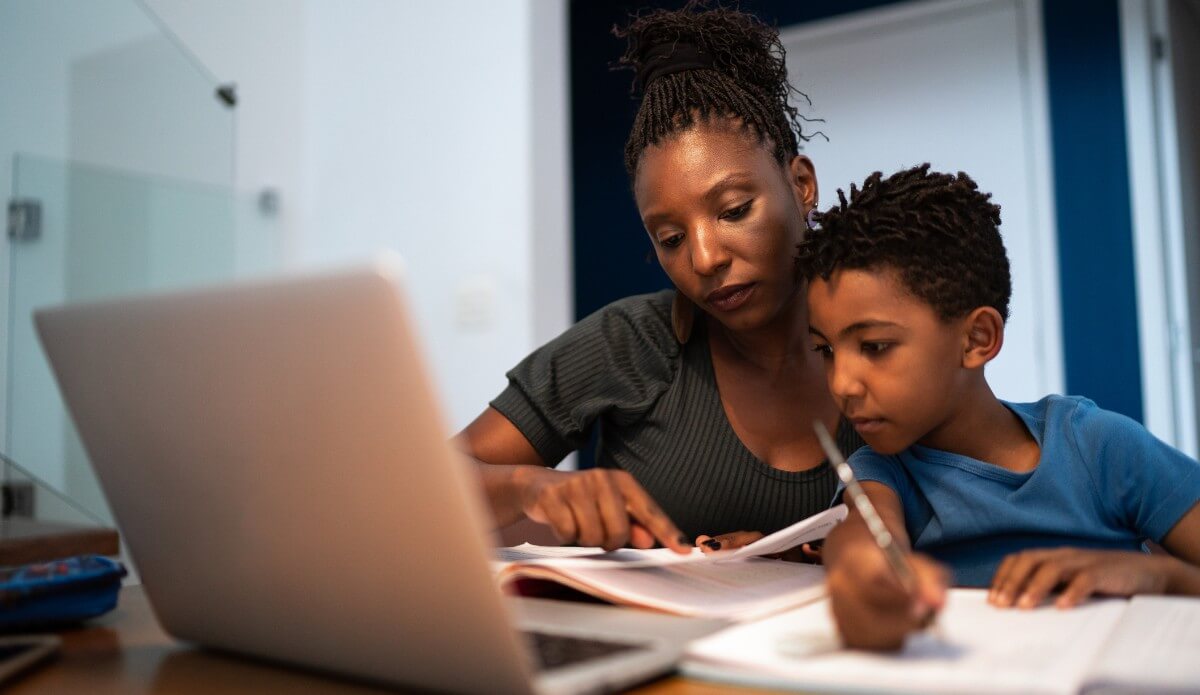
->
<box><xmin>695</xmin><ymin>531</ymin><xmax>823</xmax><ymax>562</ymax></box>
<box><xmin>514</xmin><ymin>466</ymin><xmax>692</xmax><ymax>553</ymax></box>
<box><xmin>988</xmin><ymin>548</ymin><xmax>1175</xmax><ymax>609</ymax></box>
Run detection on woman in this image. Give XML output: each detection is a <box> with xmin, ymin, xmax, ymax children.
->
<box><xmin>460</xmin><ymin>3</ymin><xmax>862</xmax><ymax>552</ymax></box>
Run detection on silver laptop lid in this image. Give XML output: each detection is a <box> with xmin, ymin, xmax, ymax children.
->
<box><xmin>35</xmin><ymin>258</ymin><xmax>540</xmax><ymax>693</ymax></box>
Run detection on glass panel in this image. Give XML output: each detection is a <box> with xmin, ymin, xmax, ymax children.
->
<box><xmin>1</xmin><ymin>0</ymin><xmax>284</xmax><ymax>528</ymax></box>
<box><xmin>6</xmin><ymin>154</ymin><xmax>278</xmax><ymax>524</ymax></box>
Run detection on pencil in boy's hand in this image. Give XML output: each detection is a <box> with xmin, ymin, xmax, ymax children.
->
<box><xmin>813</xmin><ymin>420</ymin><xmax>919</xmax><ymax>594</ymax></box>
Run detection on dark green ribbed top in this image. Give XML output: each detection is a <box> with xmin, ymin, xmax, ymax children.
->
<box><xmin>491</xmin><ymin>290</ymin><xmax>865</xmax><ymax>538</ymax></box>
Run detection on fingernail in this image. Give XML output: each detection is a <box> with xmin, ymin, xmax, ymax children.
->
<box><xmin>1018</xmin><ymin>594</ymin><xmax>1035</xmax><ymax>609</ymax></box>
<box><xmin>703</xmin><ymin>539</ymin><xmax>721</xmax><ymax>550</ymax></box>
<box><xmin>910</xmin><ymin>601</ymin><xmax>929</xmax><ymax>621</ymax></box>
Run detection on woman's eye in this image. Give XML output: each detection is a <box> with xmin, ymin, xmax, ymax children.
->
<box><xmin>812</xmin><ymin>344</ymin><xmax>833</xmax><ymax>357</ymax></box>
<box><xmin>659</xmin><ymin>234</ymin><xmax>684</xmax><ymax>248</ymax></box>
<box><xmin>862</xmin><ymin>342</ymin><xmax>892</xmax><ymax>355</ymax></box>
<box><xmin>719</xmin><ymin>200</ymin><xmax>753</xmax><ymax>221</ymax></box>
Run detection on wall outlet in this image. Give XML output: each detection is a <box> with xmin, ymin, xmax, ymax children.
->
<box><xmin>1</xmin><ymin>482</ymin><xmax>35</xmax><ymax>518</ymax></box>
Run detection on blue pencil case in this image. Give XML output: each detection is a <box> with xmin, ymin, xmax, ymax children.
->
<box><xmin>0</xmin><ymin>555</ymin><xmax>126</xmax><ymax>632</ymax></box>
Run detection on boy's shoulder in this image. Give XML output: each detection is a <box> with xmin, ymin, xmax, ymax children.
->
<box><xmin>1008</xmin><ymin>394</ymin><xmax>1165</xmax><ymax>464</ymax></box>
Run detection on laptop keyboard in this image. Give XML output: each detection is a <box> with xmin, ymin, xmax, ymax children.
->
<box><xmin>523</xmin><ymin>631</ymin><xmax>644</xmax><ymax>671</ymax></box>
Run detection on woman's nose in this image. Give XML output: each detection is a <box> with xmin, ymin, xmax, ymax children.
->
<box><xmin>690</xmin><ymin>225</ymin><xmax>731</xmax><ymax>276</ymax></box>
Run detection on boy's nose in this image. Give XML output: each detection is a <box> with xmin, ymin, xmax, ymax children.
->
<box><xmin>829</xmin><ymin>362</ymin><xmax>866</xmax><ymax>399</ymax></box>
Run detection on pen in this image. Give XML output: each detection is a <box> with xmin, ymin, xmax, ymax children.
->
<box><xmin>812</xmin><ymin>420</ymin><xmax>918</xmax><ymax>594</ymax></box>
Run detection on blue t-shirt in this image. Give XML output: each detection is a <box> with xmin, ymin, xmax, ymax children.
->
<box><xmin>848</xmin><ymin>395</ymin><xmax>1200</xmax><ymax>587</ymax></box>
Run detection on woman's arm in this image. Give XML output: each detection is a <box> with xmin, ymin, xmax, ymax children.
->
<box><xmin>458</xmin><ymin>407</ymin><xmax>691</xmax><ymax>553</ymax></box>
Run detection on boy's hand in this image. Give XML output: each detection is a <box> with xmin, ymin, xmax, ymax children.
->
<box><xmin>826</xmin><ymin>531</ymin><xmax>949</xmax><ymax>650</ymax></box>
<box><xmin>989</xmin><ymin>548</ymin><xmax>1173</xmax><ymax>609</ymax></box>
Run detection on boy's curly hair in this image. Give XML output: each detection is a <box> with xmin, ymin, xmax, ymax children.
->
<box><xmin>797</xmin><ymin>164</ymin><xmax>1011</xmax><ymax>322</ymax></box>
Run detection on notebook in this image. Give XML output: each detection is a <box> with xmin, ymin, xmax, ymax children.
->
<box><xmin>493</xmin><ymin>505</ymin><xmax>845</xmax><ymax>620</ymax></box>
<box><xmin>35</xmin><ymin>257</ymin><xmax>723</xmax><ymax>694</ymax></box>
<box><xmin>683</xmin><ymin>587</ymin><xmax>1200</xmax><ymax>694</ymax></box>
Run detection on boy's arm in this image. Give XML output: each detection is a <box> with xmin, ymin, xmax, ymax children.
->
<box><xmin>1157</xmin><ymin>500</ymin><xmax>1200</xmax><ymax>594</ymax></box>
<box><xmin>825</xmin><ymin>481</ymin><xmax>949</xmax><ymax>650</ymax></box>
<box><xmin>990</xmin><ymin>501</ymin><xmax>1200</xmax><ymax>607</ymax></box>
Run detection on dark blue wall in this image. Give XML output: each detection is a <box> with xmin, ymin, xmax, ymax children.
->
<box><xmin>1042</xmin><ymin>0</ymin><xmax>1143</xmax><ymax>421</ymax></box>
<box><xmin>569</xmin><ymin>0</ymin><xmax>1143</xmax><ymax>422</ymax></box>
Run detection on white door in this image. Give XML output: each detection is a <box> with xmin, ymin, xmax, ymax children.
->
<box><xmin>782</xmin><ymin>0</ymin><xmax>1063</xmax><ymax>403</ymax></box>
<box><xmin>1120</xmin><ymin>0</ymin><xmax>1200</xmax><ymax>457</ymax></box>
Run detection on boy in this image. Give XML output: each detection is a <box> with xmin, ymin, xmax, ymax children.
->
<box><xmin>797</xmin><ymin>164</ymin><xmax>1200</xmax><ymax>650</ymax></box>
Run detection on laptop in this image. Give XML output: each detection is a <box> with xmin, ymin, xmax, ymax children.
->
<box><xmin>35</xmin><ymin>258</ymin><xmax>721</xmax><ymax>694</ymax></box>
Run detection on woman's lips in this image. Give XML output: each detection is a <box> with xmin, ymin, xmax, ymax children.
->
<box><xmin>706</xmin><ymin>283</ymin><xmax>755</xmax><ymax>312</ymax></box>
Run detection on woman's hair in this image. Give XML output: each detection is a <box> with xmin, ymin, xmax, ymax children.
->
<box><xmin>614</xmin><ymin>1</ymin><xmax>813</xmax><ymax>179</ymax></box>
<box><xmin>797</xmin><ymin>164</ymin><xmax>1012</xmax><ymax>322</ymax></box>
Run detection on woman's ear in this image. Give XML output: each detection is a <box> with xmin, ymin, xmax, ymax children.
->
<box><xmin>789</xmin><ymin>155</ymin><xmax>819</xmax><ymax>211</ymax></box>
<box><xmin>962</xmin><ymin>307</ymin><xmax>1005</xmax><ymax>369</ymax></box>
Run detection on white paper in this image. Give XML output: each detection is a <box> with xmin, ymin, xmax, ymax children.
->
<box><xmin>493</xmin><ymin>503</ymin><xmax>848</xmax><ymax>570</ymax></box>
<box><xmin>684</xmin><ymin>589</ymin><xmax>1130</xmax><ymax>694</ymax></box>
<box><xmin>517</xmin><ymin>558</ymin><xmax>828</xmax><ymax>620</ymax></box>
<box><xmin>723</xmin><ymin>504</ymin><xmax>848</xmax><ymax>560</ymax></box>
<box><xmin>1087</xmin><ymin>594</ymin><xmax>1200</xmax><ymax>691</ymax></box>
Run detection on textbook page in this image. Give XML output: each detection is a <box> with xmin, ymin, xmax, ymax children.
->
<box><xmin>1086</xmin><ymin>594</ymin><xmax>1200</xmax><ymax>692</ymax></box>
<box><xmin>683</xmin><ymin>588</ymin><xmax>1128</xmax><ymax>695</ymax></box>
<box><xmin>500</xmin><ymin>558</ymin><xmax>827</xmax><ymax>620</ymax></box>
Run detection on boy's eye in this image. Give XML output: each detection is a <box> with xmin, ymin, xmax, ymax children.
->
<box><xmin>861</xmin><ymin>342</ymin><xmax>892</xmax><ymax>355</ymax></box>
<box><xmin>719</xmin><ymin>200</ymin><xmax>753</xmax><ymax>221</ymax></box>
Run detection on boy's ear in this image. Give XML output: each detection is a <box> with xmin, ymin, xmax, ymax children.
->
<box><xmin>789</xmin><ymin>155</ymin><xmax>819</xmax><ymax>210</ymax></box>
<box><xmin>962</xmin><ymin>307</ymin><xmax>1004</xmax><ymax>369</ymax></box>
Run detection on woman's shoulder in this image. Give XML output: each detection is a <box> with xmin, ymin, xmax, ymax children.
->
<box><xmin>590</xmin><ymin>289</ymin><xmax>674</xmax><ymax>325</ymax></box>
<box><xmin>576</xmin><ymin>289</ymin><xmax>678</xmax><ymax>354</ymax></box>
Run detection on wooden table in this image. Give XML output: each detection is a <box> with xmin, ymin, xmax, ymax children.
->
<box><xmin>9</xmin><ymin>586</ymin><xmax>767</xmax><ymax>694</ymax></box>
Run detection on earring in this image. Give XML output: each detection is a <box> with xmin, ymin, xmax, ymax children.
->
<box><xmin>671</xmin><ymin>290</ymin><xmax>695</xmax><ymax>344</ymax></box>
<box><xmin>805</xmin><ymin>206</ymin><xmax>818</xmax><ymax>231</ymax></box>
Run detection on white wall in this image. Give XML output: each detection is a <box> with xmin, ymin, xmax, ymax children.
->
<box><xmin>147</xmin><ymin>0</ymin><xmax>570</xmax><ymax>431</ymax></box>
<box><xmin>0</xmin><ymin>0</ymin><xmax>234</xmax><ymax>492</ymax></box>
<box><xmin>2</xmin><ymin>1</ymin><xmax>571</xmax><ymax>503</ymax></box>
<box><xmin>783</xmin><ymin>0</ymin><xmax>1064</xmax><ymax>405</ymax></box>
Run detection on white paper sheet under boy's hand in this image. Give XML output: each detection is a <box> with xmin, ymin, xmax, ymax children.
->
<box><xmin>684</xmin><ymin>588</ymin><xmax>1130</xmax><ymax>695</ymax></box>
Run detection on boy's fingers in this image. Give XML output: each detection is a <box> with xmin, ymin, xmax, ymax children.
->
<box><xmin>1056</xmin><ymin>572</ymin><xmax>1097</xmax><ymax>609</ymax></box>
<box><xmin>991</xmin><ymin>550</ymin><xmax>1048</xmax><ymax>607</ymax></box>
<box><xmin>1017</xmin><ymin>561</ymin><xmax>1071</xmax><ymax>609</ymax></box>
<box><xmin>912</xmin><ymin>556</ymin><xmax>950</xmax><ymax>610</ymax></box>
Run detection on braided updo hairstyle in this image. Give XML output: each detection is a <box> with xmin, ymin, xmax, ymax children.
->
<box><xmin>797</xmin><ymin>164</ymin><xmax>1012</xmax><ymax>322</ymax></box>
<box><xmin>614</xmin><ymin>1</ymin><xmax>814</xmax><ymax>179</ymax></box>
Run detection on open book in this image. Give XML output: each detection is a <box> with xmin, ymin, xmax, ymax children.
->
<box><xmin>683</xmin><ymin>588</ymin><xmax>1200</xmax><ymax>694</ymax></box>
<box><xmin>492</xmin><ymin>504</ymin><xmax>847</xmax><ymax>621</ymax></box>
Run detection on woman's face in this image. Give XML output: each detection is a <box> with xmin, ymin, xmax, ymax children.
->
<box><xmin>633</xmin><ymin>122</ymin><xmax>817</xmax><ymax>335</ymax></box>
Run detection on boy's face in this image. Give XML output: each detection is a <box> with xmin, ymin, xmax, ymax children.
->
<box><xmin>807</xmin><ymin>268</ymin><xmax>970</xmax><ymax>454</ymax></box>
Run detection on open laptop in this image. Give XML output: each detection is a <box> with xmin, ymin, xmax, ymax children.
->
<box><xmin>34</xmin><ymin>258</ymin><xmax>720</xmax><ymax>694</ymax></box>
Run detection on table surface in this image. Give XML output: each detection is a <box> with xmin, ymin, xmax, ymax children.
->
<box><xmin>8</xmin><ymin>585</ymin><xmax>769</xmax><ymax>694</ymax></box>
